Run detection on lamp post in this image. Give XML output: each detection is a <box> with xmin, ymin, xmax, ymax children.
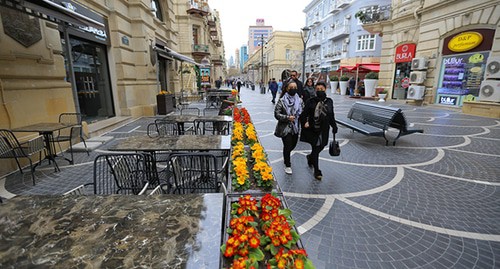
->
<box><xmin>259</xmin><ymin>34</ymin><xmax>267</xmax><ymax>94</ymax></box>
<box><xmin>300</xmin><ymin>27</ymin><xmax>311</xmax><ymax>83</ymax></box>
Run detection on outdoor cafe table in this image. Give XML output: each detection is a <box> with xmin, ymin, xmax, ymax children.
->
<box><xmin>161</xmin><ymin>115</ymin><xmax>232</xmax><ymax>123</ymax></box>
<box><xmin>107</xmin><ymin>135</ymin><xmax>231</xmax><ymax>152</ymax></box>
<box><xmin>12</xmin><ymin>122</ymin><xmax>74</xmax><ymax>172</ymax></box>
<box><xmin>0</xmin><ymin>194</ymin><xmax>224</xmax><ymax>268</ymax></box>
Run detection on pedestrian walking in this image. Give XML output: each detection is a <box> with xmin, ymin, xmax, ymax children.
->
<box><xmin>215</xmin><ymin>76</ymin><xmax>222</xmax><ymax>89</ymax></box>
<box><xmin>349</xmin><ymin>77</ymin><xmax>356</xmax><ymax>96</ymax></box>
<box><xmin>269</xmin><ymin>78</ymin><xmax>278</xmax><ymax>104</ymax></box>
<box><xmin>303</xmin><ymin>78</ymin><xmax>316</xmax><ymax>103</ymax></box>
<box><xmin>274</xmin><ymin>80</ymin><xmax>304</xmax><ymax>175</ymax></box>
<box><xmin>277</xmin><ymin>79</ymin><xmax>283</xmax><ymax>95</ymax></box>
<box><xmin>236</xmin><ymin>78</ymin><xmax>242</xmax><ymax>93</ymax></box>
<box><xmin>299</xmin><ymin>81</ymin><xmax>338</xmax><ymax>180</ymax></box>
<box><xmin>289</xmin><ymin>70</ymin><xmax>304</xmax><ymax>98</ymax></box>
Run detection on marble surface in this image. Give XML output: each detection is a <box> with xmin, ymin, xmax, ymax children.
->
<box><xmin>109</xmin><ymin>135</ymin><xmax>231</xmax><ymax>152</ymax></box>
<box><xmin>0</xmin><ymin>194</ymin><xmax>224</xmax><ymax>268</ymax></box>
<box><xmin>161</xmin><ymin>115</ymin><xmax>232</xmax><ymax>123</ymax></box>
<box><xmin>12</xmin><ymin>122</ymin><xmax>72</xmax><ymax>133</ymax></box>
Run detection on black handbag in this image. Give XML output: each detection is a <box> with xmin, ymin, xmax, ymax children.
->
<box><xmin>329</xmin><ymin>134</ymin><xmax>341</xmax><ymax>156</ymax></box>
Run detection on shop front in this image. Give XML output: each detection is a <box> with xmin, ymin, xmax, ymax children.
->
<box><xmin>57</xmin><ymin>1</ymin><xmax>114</xmax><ymax>123</ymax></box>
<box><xmin>436</xmin><ymin>29</ymin><xmax>494</xmax><ymax>106</ymax></box>
<box><xmin>392</xmin><ymin>43</ymin><xmax>416</xmax><ymax>100</ymax></box>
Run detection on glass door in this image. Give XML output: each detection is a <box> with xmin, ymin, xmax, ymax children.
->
<box><xmin>392</xmin><ymin>62</ymin><xmax>411</xmax><ymax>99</ymax></box>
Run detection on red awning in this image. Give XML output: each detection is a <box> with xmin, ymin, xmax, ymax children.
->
<box><xmin>357</xmin><ymin>63</ymin><xmax>380</xmax><ymax>72</ymax></box>
<box><xmin>337</xmin><ymin>66</ymin><xmax>356</xmax><ymax>72</ymax></box>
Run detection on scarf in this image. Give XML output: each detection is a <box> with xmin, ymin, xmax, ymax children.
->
<box><xmin>314</xmin><ymin>100</ymin><xmax>327</xmax><ymax>130</ymax></box>
<box><xmin>283</xmin><ymin>92</ymin><xmax>302</xmax><ymax>134</ymax></box>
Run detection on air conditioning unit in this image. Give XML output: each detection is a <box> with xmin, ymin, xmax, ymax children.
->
<box><xmin>409</xmin><ymin>71</ymin><xmax>426</xmax><ymax>84</ymax></box>
<box><xmin>407</xmin><ymin>85</ymin><xmax>425</xmax><ymax>100</ymax></box>
<box><xmin>485</xmin><ymin>56</ymin><xmax>500</xmax><ymax>79</ymax></box>
<box><xmin>479</xmin><ymin>80</ymin><xmax>500</xmax><ymax>102</ymax></box>
<box><xmin>411</xmin><ymin>57</ymin><xmax>428</xmax><ymax>70</ymax></box>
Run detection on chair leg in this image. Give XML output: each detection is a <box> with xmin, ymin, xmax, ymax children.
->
<box><xmin>28</xmin><ymin>158</ymin><xmax>35</xmax><ymax>185</ymax></box>
<box><xmin>69</xmin><ymin>143</ymin><xmax>74</xmax><ymax>165</ymax></box>
<box><xmin>81</xmin><ymin>136</ymin><xmax>90</xmax><ymax>156</ymax></box>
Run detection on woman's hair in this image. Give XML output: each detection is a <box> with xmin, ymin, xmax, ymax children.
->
<box><xmin>306</xmin><ymin>78</ymin><xmax>314</xmax><ymax>85</ymax></box>
<box><xmin>280</xmin><ymin>79</ymin><xmax>297</xmax><ymax>98</ymax></box>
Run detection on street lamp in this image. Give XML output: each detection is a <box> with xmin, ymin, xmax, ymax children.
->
<box><xmin>260</xmin><ymin>34</ymin><xmax>265</xmax><ymax>92</ymax></box>
<box><xmin>300</xmin><ymin>26</ymin><xmax>311</xmax><ymax>83</ymax></box>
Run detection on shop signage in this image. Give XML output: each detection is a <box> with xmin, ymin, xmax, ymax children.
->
<box><xmin>448</xmin><ymin>32</ymin><xmax>483</xmax><ymax>53</ymax></box>
<box><xmin>438</xmin><ymin>95</ymin><xmax>458</xmax><ymax>106</ymax></box>
<box><xmin>395</xmin><ymin>43</ymin><xmax>416</xmax><ymax>63</ymax></box>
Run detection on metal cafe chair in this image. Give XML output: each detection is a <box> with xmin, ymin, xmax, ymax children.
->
<box><xmin>148</xmin><ymin>120</ymin><xmax>179</xmax><ymax>137</ymax></box>
<box><xmin>145</xmin><ymin>183</ymin><xmax>170</xmax><ymax>195</ymax></box>
<box><xmin>52</xmin><ymin>113</ymin><xmax>89</xmax><ymax>161</ymax></box>
<box><xmin>0</xmin><ymin>129</ymin><xmax>45</xmax><ymax>185</ymax></box>
<box><xmin>89</xmin><ymin>153</ymin><xmax>151</xmax><ymax>195</ymax></box>
<box><xmin>165</xmin><ymin>152</ymin><xmax>226</xmax><ymax>194</ymax></box>
<box><xmin>194</xmin><ymin>119</ymin><xmax>230</xmax><ymax>135</ymax></box>
<box><xmin>180</xmin><ymin>107</ymin><xmax>200</xmax><ymax>116</ymax></box>
<box><xmin>202</xmin><ymin>107</ymin><xmax>219</xmax><ymax>116</ymax></box>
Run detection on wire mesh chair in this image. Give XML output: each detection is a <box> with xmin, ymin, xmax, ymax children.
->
<box><xmin>166</xmin><ymin>152</ymin><xmax>225</xmax><ymax>194</ymax></box>
<box><xmin>180</xmin><ymin>107</ymin><xmax>200</xmax><ymax>116</ymax></box>
<box><xmin>194</xmin><ymin>119</ymin><xmax>231</xmax><ymax>135</ymax></box>
<box><xmin>146</xmin><ymin>183</ymin><xmax>170</xmax><ymax>195</ymax></box>
<box><xmin>90</xmin><ymin>153</ymin><xmax>151</xmax><ymax>195</ymax></box>
<box><xmin>52</xmin><ymin>113</ymin><xmax>89</xmax><ymax>160</ymax></box>
<box><xmin>203</xmin><ymin>107</ymin><xmax>219</xmax><ymax>116</ymax></box>
<box><xmin>148</xmin><ymin>120</ymin><xmax>179</xmax><ymax>137</ymax></box>
<box><xmin>0</xmin><ymin>129</ymin><xmax>44</xmax><ymax>185</ymax></box>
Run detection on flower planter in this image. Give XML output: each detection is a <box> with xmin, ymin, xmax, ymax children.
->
<box><xmin>329</xmin><ymin>81</ymin><xmax>338</xmax><ymax>94</ymax></box>
<box><xmin>156</xmin><ymin>94</ymin><xmax>174</xmax><ymax>115</ymax></box>
<box><xmin>364</xmin><ymin>79</ymin><xmax>378</xmax><ymax>97</ymax></box>
<box><xmin>221</xmin><ymin>193</ymin><xmax>312</xmax><ymax>269</ymax></box>
<box><xmin>378</xmin><ymin>93</ymin><xmax>387</xmax><ymax>102</ymax></box>
<box><xmin>339</xmin><ymin>81</ymin><xmax>348</xmax><ymax>95</ymax></box>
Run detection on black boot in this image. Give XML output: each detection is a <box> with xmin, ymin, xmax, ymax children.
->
<box><xmin>314</xmin><ymin>170</ymin><xmax>322</xmax><ymax>180</ymax></box>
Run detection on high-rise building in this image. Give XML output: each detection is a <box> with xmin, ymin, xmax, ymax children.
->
<box><xmin>235</xmin><ymin>49</ymin><xmax>240</xmax><ymax>70</ymax></box>
<box><xmin>248</xmin><ymin>18</ymin><xmax>273</xmax><ymax>55</ymax></box>
<box><xmin>240</xmin><ymin>45</ymin><xmax>248</xmax><ymax>71</ymax></box>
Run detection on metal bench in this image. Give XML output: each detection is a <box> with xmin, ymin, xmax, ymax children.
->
<box><xmin>336</xmin><ymin>102</ymin><xmax>424</xmax><ymax>145</ymax></box>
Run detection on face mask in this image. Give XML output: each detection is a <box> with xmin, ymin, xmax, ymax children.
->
<box><xmin>288</xmin><ymin>89</ymin><xmax>298</xmax><ymax>96</ymax></box>
<box><xmin>316</xmin><ymin>91</ymin><xmax>327</xmax><ymax>100</ymax></box>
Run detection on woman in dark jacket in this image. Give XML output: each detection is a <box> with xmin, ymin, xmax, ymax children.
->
<box><xmin>274</xmin><ymin>80</ymin><xmax>303</xmax><ymax>175</ymax></box>
<box><xmin>299</xmin><ymin>81</ymin><xmax>338</xmax><ymax>180</ymax></box>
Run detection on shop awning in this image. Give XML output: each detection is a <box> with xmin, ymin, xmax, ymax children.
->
<box><xmin>1</xmin><ymin>0</ymin><xmax>105</xmax><ymax>28</ymax></box>
<box><xmin>357</xmin><ymin>63</ymin><xmax>380</xmax><ymax>72</ymax></box>
<box><xmin>155</xmin><ymin>47</ymin><xmax>199</xmax><ymax>65</ymax></box>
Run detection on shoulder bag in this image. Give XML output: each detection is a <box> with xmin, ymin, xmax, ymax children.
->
<box><xmin>329</xmin><ymin>133</ymin><xmax>341</xmax><ymax>156</ymax></box>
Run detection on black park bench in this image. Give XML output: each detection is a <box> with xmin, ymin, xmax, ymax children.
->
<box><xmin>335</xmin><ymin>102</ymin><xmax>424</xmax><ymax>146</ymax></box>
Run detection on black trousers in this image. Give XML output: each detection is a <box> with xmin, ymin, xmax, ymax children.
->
<box><xmin>281</xmin><ymin>133</ymin><xmax>298</xmax><ymax>167</ymax></box>
<box><xmin>310</xmin><ymin>144</ymin><xmax>325</xmax><ymax>172</ymax></box>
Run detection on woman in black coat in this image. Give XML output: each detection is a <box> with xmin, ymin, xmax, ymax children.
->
<box><xmin>299</xmin><ymin>81</ymin><xmax>338</xmax><ymax>180</ymax></box>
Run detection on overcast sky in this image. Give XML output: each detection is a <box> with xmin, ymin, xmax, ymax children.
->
<box><xmin>208</xmin><ymin>0</ymin><xmax>312</xmax><ymax>61</ymax></box>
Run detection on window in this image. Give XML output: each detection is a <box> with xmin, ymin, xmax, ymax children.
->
<box><xmin>151</xmin><ymin>0</ymin><xmax>163</xmax><ymax>21</ymax></box>
<box><xmin>357</xmin><ymin>34</ymin><xmax>376</xmax><ymax>51</ymax></box>
<box><xmin>285</xmin><ymin>49</ymin><xmax>291</xmax><ymax>60</ymax></box>
<box><xmin>192</xmin><ymin>27</ymin><xmax>199</xmax><ymax>45</ymax></box>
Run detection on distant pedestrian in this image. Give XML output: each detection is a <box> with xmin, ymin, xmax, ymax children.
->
<box><xmin>274</xmin><ymin>80</ymin><xmax>304</xmax><ymax>175</ymax></box>
<box><xmin>215</xmin><ymin>76</ymin><xmax>222</xmax><ymax>89</ymax></box>
<box><xmin>236</xmin><ymin>78</ymin><xmax>242</xmax><ymax>93</ymax></box>
<box><xmin>289</xmin><ymin>70</ymin><xmax>304</xmax><ymax>98</ymax></box>
<box><xmin>277</xmin><ymin>79</ymin><xmax>283</xmax><ymax>95</ymax></box>
<box><xmin>269</xmin><ymin>78</ymin><xmax>278</xmax><ymax>104</ymax></box>
<box><xmin>349</xmin><ymin>77</ymin><xmax>356</xmax><ymax>96</ymax></box>
<box><xmin>302</xmin><ymin>78</ymin><xmax>316</xmax><ymax>103</ymax></box>
<box><xmin>299</xmin><ymin>81</ymin><xmax>338</xmax><ymax>180</ymax></box>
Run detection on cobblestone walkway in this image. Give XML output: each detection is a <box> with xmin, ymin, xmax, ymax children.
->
<box><xmin>1</xmin><ymin>85</ymin><xmax>499</xmax><ymax>268</ymax></box>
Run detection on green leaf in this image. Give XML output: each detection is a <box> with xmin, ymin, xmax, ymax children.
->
<box><xmin>284</xmin><ymin>241</ymin><xmax>292</xmax><ymax>249</ymax></box>
<box><xmin>304</xmin><ymin>258</ymin><xmax>316</xmax><ymax>269</ymax></box>
<box><xmin>279</xmin><ymin>208</ymin><xmax>292</xmax><ymax>217</ymax></box>
<box><xmin>220</xmin><ymin>244</ymin><xmax>226</xmax><ymax>253</ymax></box>
<box><xmin>270</xmin><ymin>244</ymin><xmax>278</xmax><ymax>256</ymax></box>
<box><xmin>248</xmin><ymin>248</ymin><xmax>265</xmax><ymax>261</ymax></box>
<box><xmin>226</xmin><ymin>228</ymin><xmax>233</xmax><ymax>234</ymax></box>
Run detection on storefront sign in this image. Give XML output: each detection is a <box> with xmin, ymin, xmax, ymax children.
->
<box><xmin>395</xmin><ymin>43</ymin><xmax>416</xmax><ymax>63</ymax></box>
<box><xmin>201</xmin><ymin>67</ymin><xmax>211</xmax><ymax>87</ymax></box>
<box><xmin>438</xmin><ymin>95</ymin><xmax>458</xmax><ymax>106</ymax></box>
<box><xmin>448</xmin><ymin>32</ymin><xmax>483</xmax><ymax>53</ymax></box>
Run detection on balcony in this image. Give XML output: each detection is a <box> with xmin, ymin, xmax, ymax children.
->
<box><xmin>307</xmin><ymin>37</ymin><xmax>321</xmax><ymax>49</ymax></box>
<box><xmin>192</xmin><ymin>44</ymin><xmax>210</xmax><ymax>57</ymax></box>
<box><xmin>324</xmin><ymin>51</ymin><xmax>346</xmax><ymax>62</ymax></box>
<box><xmin>212</xmin><ymin>54</ymin><xmax>224</xmax><ymax>66</ymax></box>
<box><xmin>327</xmin><ymin>24</ymin><xmax>350</xmax><ymax>40</ymax></box>
<box><xmin>207</xmin><ymin>18</ymin><xmax>216</xmax><ymax>27</ymax></box>
<box><xmin>329</xmin><ymin>5</ymin><xmax>340</xmax><ymax>14</ymax></box>
<box><xmin>186</xmin><ymin>1</ymin><xmax>209</xmax><ymax>16</ymax></box>
<box><xmin>356</xmin><ymin>5</ymin><xmax>391</xmax><ymax>34</ymax></box>
<box><xmin>210</xmin><ymin>26</ymin><xmax>217</xmax><ymax>35</ymax></box>
<box><xmin>337</xmin><ymin>0</ymin><xmax>351</xmax><ymax>9</ymax></box>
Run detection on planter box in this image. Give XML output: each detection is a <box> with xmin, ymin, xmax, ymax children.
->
<box><xmin>156</xmin><ymin>94</ymin><xmax>174</xmax><ymax>115</ymax></box>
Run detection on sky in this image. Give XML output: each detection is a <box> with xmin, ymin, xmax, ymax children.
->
<box><xmin>207</xmin><ymin>0</ymin><xmax>312</xmax><ymax>61</ymax></box>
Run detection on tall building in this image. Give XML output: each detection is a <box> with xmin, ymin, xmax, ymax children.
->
<box><xmin>303</xmin><ymin>0</ymin><xmax>389</xmax><ymax>83</ymax></box>
<box><xmin>240</xmin><ymin>45</ymin><xmax>249</xmax><ymax>71</ymax></box>
<box><xmin>235</xmin><ymin>49</ymin><xmax>240</xmax><ymax>71</ymax></box>
<box><xmin>248</xmin><ymin>18</ymin><xmax>273</xmax><ymax>55</ymax></box>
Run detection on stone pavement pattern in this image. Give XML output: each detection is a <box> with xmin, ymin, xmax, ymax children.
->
<box><xmin>1</xmin><ymin>85</ymin><xmax>499</xmax><ymax>268</ymax></box>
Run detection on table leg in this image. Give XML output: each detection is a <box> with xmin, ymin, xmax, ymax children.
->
<box><xmin>43</xmin><ymin>133</ymin><xmax>60</xmax><ymax>172</ymax></box>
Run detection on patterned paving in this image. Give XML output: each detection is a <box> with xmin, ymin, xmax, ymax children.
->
<box><xmin>1</xmin><ymin>86</ymin><xmax>499</xmax><ymax>268</ymax></box>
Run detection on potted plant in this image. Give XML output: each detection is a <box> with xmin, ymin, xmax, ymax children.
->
<box><xmin>329</xmin><ymin>76</ymin><xmax>339</xmax><ymax>94</ymax></box>
<box><xmin>364</xmin><ymin>72</ymin><xmax>379</xmax><ymax>97</ymax></box>
<box><xmin>156</xmin><ymin>90</ymin><xmax>174</xmax><ymax>115</ymax></box>
<box><xmin>378</xmin><ymin>89</ymin><xmax>388</xmax><ymax>102</ymax></box>
<box><xmin>339</xmin><ymin>75</ymin><xmax>349</xmax><ymax>96</ymax></box>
